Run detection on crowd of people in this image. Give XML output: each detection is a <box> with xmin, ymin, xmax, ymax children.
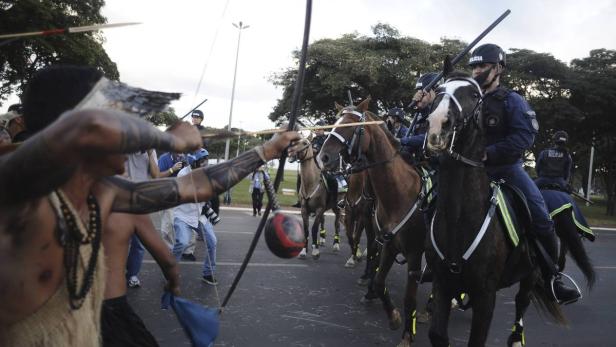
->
<box><xmin>0</xmin><ymin>65</ymin><xmax>301</xmax><ymax>346</ymax></box>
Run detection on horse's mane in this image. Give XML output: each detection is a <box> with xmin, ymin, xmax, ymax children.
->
<box><xmin>364</xmin><ymin>111</ymin><xmax>401</xmax><ymax>151</ymax></box>
<box><xmin>444</xmin><ymin>70</ymin><xmax>471</xmax><ymax>80</ymax></box>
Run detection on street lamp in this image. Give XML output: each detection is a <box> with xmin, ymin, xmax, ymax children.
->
<box><xmin>223</xmin><ymin>21</ymin><xmax>249</xmax><ymax>205</ymax></box>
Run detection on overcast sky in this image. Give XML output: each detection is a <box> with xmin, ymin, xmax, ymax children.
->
<box><xmin>5</xmin><ymin>0</ymin><xmax>615</xmax><ymax>129</ymax></box>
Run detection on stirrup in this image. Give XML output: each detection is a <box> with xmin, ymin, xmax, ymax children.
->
<box><xmin>550</xmin><ymin>272</ymin><xmax>582</xmax><ymax>305</ymax></box>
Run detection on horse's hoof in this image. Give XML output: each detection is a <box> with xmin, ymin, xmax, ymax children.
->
<box><xmin>362</xmin><ymin>248</ymin><xmax>368</xmax><ymax>258</ymax></box>
<box><xmin>345</xmin><ymin>256</ymin><xmax>356</xmax><ymax>268</ymax></box>
<box><xmin>389</xmin><ymin>308</ymin><xmax>402</xmax><ymax>330</ymax></box>
<box><xmin>396</xmin><ymin>334</ymin><xmax>412</xmax><ymax>347</ymax></box>
<box><xmin>319</xmin><ymin>237</ymin><xmax>326</xmax><ymax>246</ymax></box>
<box><xmin>360</xmin><ymin>295</ymin><xmax>376</xmax><ymax>304</ymax></box>
<box><xmin>356</xmin><ymin>277</ymin><xmax>370</xmax><ymax>286</ymax></box>
<box><xmin>298</xmin><ymin>248</ymin><xmax>307</xmax><ymax>259</ymax></box>
<box><xmin>355</xmin><ymin>249</ymin><xmax>363</xmax><ymax>260</ymax></box>
<box><xmin>311</xmin><ymin>248</ymin><xmax>320</xmax><ymax>259</ymax></box>
<box><xmin>416</xmin><ymin>311</ymin><xmax>431</xmax><ymax>324</ymax></box>
<box><xmin>333</xmin><ymin>243</ymin><xmax>340</xmax><ymax>252</ymax></box>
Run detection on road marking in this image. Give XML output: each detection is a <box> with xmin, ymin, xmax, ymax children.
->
<box><xmin>281</xmin><ymin>314</ymin><xmax>353</xmax><ymax>330</ymax></box>
<box><xmin>594</xmin><ymin>266</ymin><xmax>616</xmax><ymax>270</ymax></box>
<box><xmin>142</xmin><ymin>260</ymin><xmax>308</xmax><ymax>267</ymax></box>
<box><xmin>594</xmin><ymin>227</ymin><xmax>616</xmax><ymax>232</ymax></box>
<box><xmin>216</xmin><ymin>230</ymin><xmax>254</xmax><ymax>235</ymax></box>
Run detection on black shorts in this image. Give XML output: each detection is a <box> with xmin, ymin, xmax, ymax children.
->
<box><xmin>101</xmin><ymin>295</ymin><xmax>159</xmax><ymax>347</ymax></box>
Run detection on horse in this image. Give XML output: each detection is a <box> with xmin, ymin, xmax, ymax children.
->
<box><xmin>290</xmin><ymin>137</ymin><xmax>343</xmax><ymax>259</ymax></box>
<box><xmin>318</xmin><ymin>99</ymin><xmax>428</xmax><ymax>346</ymax></box>
<box><xmin>343</xmin><ymin>171</ymin><xmax>374</xmax><ymax>269</ymax></box>
<box><xmin>423</xmin><ymin>61</ymin><xmax>592</xmax><ymax>346</ymax></box>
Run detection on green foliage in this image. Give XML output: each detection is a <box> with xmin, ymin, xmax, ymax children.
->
<box><xmin>0</xmin><ymin>0</ymin><xmax>119</xmax><ymax>106</ymax></box>
<box><xmin>146</xmin><ymin>107</ymin><xmax>179</xmax><ymax>127</ymax></box>
<box><xmin>268</xmin><ymin>22</ymin><xmax>467</xmax><ymax>125</ymax></box>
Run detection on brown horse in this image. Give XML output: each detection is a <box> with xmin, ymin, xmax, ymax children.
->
<box><xmin>291</xmin><ymin>137</ymin><xmax>342</xmax><ymax>259</ymax></box>
<box><xmin>318</xmin><ymin>99</ymin><xmax>428</xmax><ymax>346</ymax></box>
<box><xmin>343</xmin><ymin>171</ymin><xmax>374</xmax><ymax>269</ymax></box>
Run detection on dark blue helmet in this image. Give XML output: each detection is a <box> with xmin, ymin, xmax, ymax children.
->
<box><xmin>191</xmin><ymin>109</ymin><xmax>204</xmax><ymax>118</ymax></box>
<box><xmin>553</xmin><ymin>130</ymin><xmax>568</xmax><ymax>144</ymax></box>
<box><xmin>194</xmin><ymin>148</ymin><xmax>209</xmax><ymax>161</ymax></box>
<box><xmin>468</xmin><ymin>43</ymin><xmax>506</xmax><ymax>67</ymax></box>
<box><xmin>415</xmin><ymin>72</ymin><xmax>440</xmax><ymax>90</ymax></box>
<box><xmin>386</xmin><ymin>107</ymin><xmax>405</xmax><ymax>120</ymax></box>
<box><xmin>315</xmin><ymin>119</ymin><xmax>327</xmax><ymax>126</ymax></box>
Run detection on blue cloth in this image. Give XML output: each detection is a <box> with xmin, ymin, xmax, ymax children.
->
<box><xmin>485</xmin><ymin>91</ymin><xmax>538</xmax><ymax>166</ymax></box>
<box><xmin>126</xmin><ymin>234</ymin><xmax>144</xmax><ymax>278</ymax></box>
<box><xmin>487</xmin><ymin>163</ymin><xmax>553</xmax><ymax>237</ymax></box>
<box><xmin>173</xmin><ymin>218</ymin><xmax>217</xmax><ymax>276</ymax></box>
<box><xmin>400</xmin><ymin>133</ymin><xmax>426</xmax><ymax>151</ymax></box>
<box><xmin>395</xmin><ymin>125</ymin><xmax>409</xmax><ymax>139</ymax></box>
<box><xmin>540</xmin><ymin>189</ymin><xmax>591</xmax><ymax>231</ymax></box>
<box><xmin>161</xmin><ymin>292</ymin><xmax>219</xmax><ymax>347</ymax></box>
<box><xmin>534</xmin><ymin>177</ymin><xmax>568</xmax><ymax>191</ymax></box>
<box><xmin>536</xmin><ymin>148</ymin><xmax>572</xmax><ymax>181</ymax></box>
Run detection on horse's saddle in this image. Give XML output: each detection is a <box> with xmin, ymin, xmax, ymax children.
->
<box><xmin>493</xmin><ymin>181</ymin><xmax>532</xmax><ymax>247</ymax></box>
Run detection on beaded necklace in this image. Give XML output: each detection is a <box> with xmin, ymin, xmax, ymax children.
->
<box><xmin>53</xmin><ymin>189</ymin><xmax>102</xmax><ymax>309</ymax></box>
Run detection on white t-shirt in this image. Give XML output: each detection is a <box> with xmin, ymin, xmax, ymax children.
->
<box><xmin>173</xmin><ymin>166</ymin><xmax>203</xmax><ymax>228</ymax></box>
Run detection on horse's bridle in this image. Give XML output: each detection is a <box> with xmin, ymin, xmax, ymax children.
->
<box><xmin>327</xmin><ymin>108</ymin><xmax>397</xmax><ymax>173</ymax></box>
<box><xmin>434</xmin><ymin>77</ymin><xmax>485</xmax><ymax>168</ymax></box>
<box><xmin>290</xmin><ymin>141</ymin><xmax>314</xmax><ymax>163</ymax></box>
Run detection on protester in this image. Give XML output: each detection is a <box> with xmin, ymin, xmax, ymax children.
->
<box><xmin>0</xmin><ymin>65</ymin><xmax>300</xmax><ymax>346</ymax></box>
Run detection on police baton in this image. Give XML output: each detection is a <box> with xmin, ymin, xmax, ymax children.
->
<box><xmin>572</xmin><ymin>191</ymin><xmax>594</xmax><ymax>205</ymax></box>
<box><xmin>405</xmin><ymin>9</ymin><xmax>511</xmax><ymax>136</ymax></box>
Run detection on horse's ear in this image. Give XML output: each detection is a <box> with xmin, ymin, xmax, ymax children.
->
<box><xmin>443</xmin><ymin>55</ymin><xmax>454</xmax><ymax>78</ymax></box>
<box><xmin>357</xmin><ymin>96</ymin><xmax>371</xmax><ymax>112</ymax></box>
<box><xmin>335</xmin><ymin>102</ymin><xmax>344</xmax><ymax>112</ymax></box>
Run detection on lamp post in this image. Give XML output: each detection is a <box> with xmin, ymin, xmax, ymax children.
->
<box><xmin>223</xmin><ymin>21</ymin><xmax>249</xmax><ymax>205</ymax></box>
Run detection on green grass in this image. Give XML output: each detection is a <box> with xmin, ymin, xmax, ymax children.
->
<box><xmin>577</xmin><ymin>195</ymin><xmax>616</xmax><ymax>227</ymax></box>
<box><xmin>227</xmin><ymin>170</ymin><xmax>299</xmax><ymax>207</ymax></box>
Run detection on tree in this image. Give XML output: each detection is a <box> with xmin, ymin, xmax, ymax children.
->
<box><xmin>268</xmin><ymin>23</ymin><xmax>467</xmax><ymax>125</ymax></box>
<box><xmin>568</xmin><ymin>49</ymin><xmax>616</xmax><ymax>214</ymax></box>
<box><xmin>0</xmin><ymin>0</ymin><xmax>119</xmax><ymax>106</ymax></box>
<box><xmin>146</xmin><ymin>108</ymin><xmax>179</xmax><ymax>127</ymax></box>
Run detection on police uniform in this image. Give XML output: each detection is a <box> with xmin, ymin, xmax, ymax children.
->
<box><xmin>470</xmin><ymin>43</ymin><xmax>580</xmax><ymax>304</ymax></box>
<box><xmin>400</xmin><ymin>73</ymin><xmax>441</xmax><ymax>156</ymax></box>
<box><xmin>535</xmin><ymin>133</ymin><xmax>572</xmax><ymax>191</ymax></box>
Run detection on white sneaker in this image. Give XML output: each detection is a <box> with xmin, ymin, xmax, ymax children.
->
<box><xmin>298</xmin><ymin>248</ymin><xmax>307</xmax><ymax>259</ymax></box>
<box><xmin>312</xmin><ymin>248</ymin><xmax>320</xmax><ymax>259</ymax></box>
<box><xmin>127</xmin><ymin>276</ymin><xmax>141</xmax><ymax>288</ymax></box>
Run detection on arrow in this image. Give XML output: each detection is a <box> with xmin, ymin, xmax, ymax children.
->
<box><xmin>199</xmin><ymin>120</ymin><xmax>384</xmax><ymax>139</ymax></box>
<box><xmin>0</xmin><ymin>22</ymin><xmax>141</xmax><ymax>41</ymax></box>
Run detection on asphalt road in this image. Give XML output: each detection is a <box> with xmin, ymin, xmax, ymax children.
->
<box><xmin>128</xmin><ymin>208</ymin><xmax>616</xmax><ymax>346</ymax></box>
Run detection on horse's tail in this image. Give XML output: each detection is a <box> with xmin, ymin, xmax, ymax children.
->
<box><xmin>530</xmin><ymin>276</ymin><xmax>568</xmax><ymax>326</ymax></box>
<box><xmin>554</xmin><ymin>212</ymin><xmax>596</xmax><ymax>289</ymax></box>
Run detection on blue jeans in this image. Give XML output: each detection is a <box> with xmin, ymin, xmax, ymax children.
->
<box><xmin>126</xmin><ymin>234</ymin><xmax>144</xmax><ymax>279</ymax></box>
<box><xmin>173</xmin><ymin>218</ymin><xmax>217</xmax><ymax>277</ymax></box>
<box><xmin>487</xmin><ymin>163</ymin><xmax>554</xmax><ymax>237</ymax></box>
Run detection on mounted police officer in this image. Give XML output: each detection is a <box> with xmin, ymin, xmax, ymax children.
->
<box><xmin>535</xmin><ymin>131</ymin><xmax>572</xmax><ymax>191</ymax></box>
<box><xmin>400</xmin><ymin>72</ymin><xmax>441</xmax><ymax>155</ymax></box>
<box><xmin>470</xmin><ymin>43</ymin><xmax>580</xmax><ymax>304</ymax></box>
<box><xmin>385</xmin><ymin>107</ymin><xmax>408</xmax><ymax>139</ymax></box>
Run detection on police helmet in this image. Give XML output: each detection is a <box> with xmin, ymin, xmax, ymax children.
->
<box><xmin>553</xmin><ymin>130</ymin><xmax>568</xmax><ymax>144</ymax></box>
<box><xmin>468</xmin><ymin>44</ymin><xmax>506</xmax><ymax>67</ymax></box>
<box><xmin>185</xmin><ymin>154</ymin><xmax>197</xmax><ymax>166</ymax></box>
<box><xmin>315</xmin><ymin>119</ymin><xmax>327</xmax><ymax>126</ymax></box>
<box><xmin>191</xmin><ymin>109</ymin><xmax>204</xmax><ymax>118</ymax></box>
<box><xmin>386</xmin><ymin>107</ymin><xmax>405</xmax><ymax>121</ymax></box>
<box><xmin>415</xmin><ymin>72</ymin><xmax>440</xmax><ymax>90</ymax></box>
<box><xmin>194</xmin><ymin>148</ymin><xmax>209</xmax><ymax>161</ymax></box>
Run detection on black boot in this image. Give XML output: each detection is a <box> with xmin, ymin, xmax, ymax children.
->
<box><xmin>537</xmin><ymin>232</ymin><xmax>581</xmax><ymax>304</ymax></box>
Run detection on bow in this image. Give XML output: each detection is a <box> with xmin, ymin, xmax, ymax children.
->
<box><xmin>221</xmin><ymin>0</ymin><xmax>313</xmax><ymax>309</ymax></box>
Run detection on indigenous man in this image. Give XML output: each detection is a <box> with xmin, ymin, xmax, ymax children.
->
<box><xmin>0</xmin><ymin>65</ymin><xmax>300</xmax><ymax>346</ymax></box>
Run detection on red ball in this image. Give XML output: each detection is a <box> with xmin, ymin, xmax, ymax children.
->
<box><xmin>264</xmin><ymin>212</ymin><xmax>305</xmax><ymax>258</ymax></box>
